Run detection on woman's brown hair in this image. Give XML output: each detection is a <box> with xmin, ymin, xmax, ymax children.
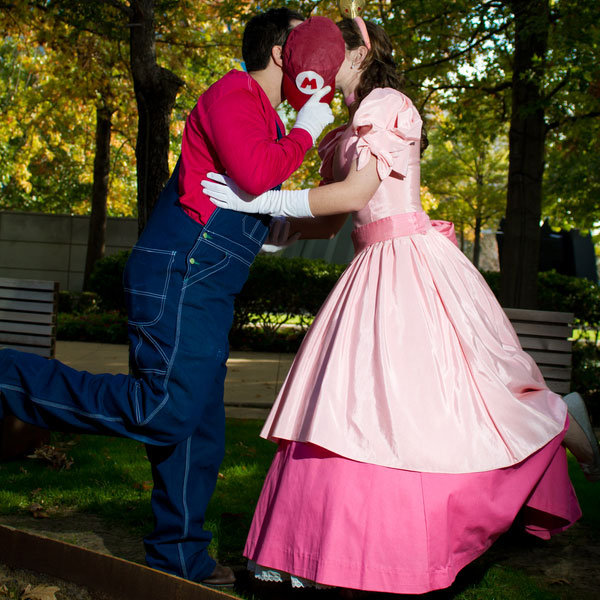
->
<box><xmin>337</xmin><ymin>18</ymin><xmax>428</xmax><ymax>155</ymax></box>
<box><xmin>337</xmin><ymin>18</ymin><xmax>403</xmax><ymax>105</ymax></box>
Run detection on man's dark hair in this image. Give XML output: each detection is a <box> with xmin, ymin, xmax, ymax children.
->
<box><xmin>242</xmin><ymin>8</ymin><xmax>304</xmax><ymax>72</ymax></box>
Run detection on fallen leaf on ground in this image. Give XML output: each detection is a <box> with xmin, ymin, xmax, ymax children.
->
<box><xmin>27</xmin><ymin>445</ymin><xmax>73</xmax><ymax>470</ymax></box>
<box><xmin>28</xmin><ymin>503</ymin><xmax>49</xmax><ymax>519</ymax></box>
<box><xmin>21</xmin><ymin>584</ymin><xmax>60</xmax><ymax>600</ymax></box>
<box><xmin>133</xmin><ymin>481</ymin><xmax>153</xmax><ymax>491</ymax></box>
<box><xmin>548</xmin><ymin>578</ymin><xmax>571</xmax><ymax>585</ymax></box>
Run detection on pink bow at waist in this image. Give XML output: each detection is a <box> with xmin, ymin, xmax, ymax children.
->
<box><xmin>351</xmin><ymin>212</ymin><xmax>458</xmax><ymax>254</ymax></box>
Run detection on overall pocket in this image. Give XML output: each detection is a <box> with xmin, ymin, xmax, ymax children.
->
<box><xmin>124</xmin><ymin>246</ymin><xmax>176</xmax><ymax>326</ymax></box>
<box><xmin>242</xmin><ymin>215</ymin><xmax>269</xmax><ymax>246</ymax></box>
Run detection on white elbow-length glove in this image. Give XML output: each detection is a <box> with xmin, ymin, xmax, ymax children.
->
<box><xmin>291</xmin><ymin>86</ymin><xmax>334</xmax><ymax>144</ymax></box>
<box><xmin>202</xmin><ymin>173</ymin><xmax>314</xmax><ymax>218</ymax></box>
<box><xmin>260</xmin><ymin>217</ymin><xmax>301</xmax><ymax>253</ymax></box>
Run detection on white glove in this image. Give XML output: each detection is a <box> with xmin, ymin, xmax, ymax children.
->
<box><xmin>261</xmin><ymin>217</ymin><xmax>301</xmax><ymax>253</ymax></box>
<box><xmin>291</xmin><ymin>86</ymin><xmax>334</xmax><ymax>144</ymax></box>
<box><xmin>202</xmin><ymin>173</ymin><xmax>314</xmax><ymax>218</ymax></box>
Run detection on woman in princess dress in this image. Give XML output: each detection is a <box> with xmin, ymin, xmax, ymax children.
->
<box><xmin>202</xmin><ymin>15</ymin><xmax>599</xmax><ymax>596</ymax></box>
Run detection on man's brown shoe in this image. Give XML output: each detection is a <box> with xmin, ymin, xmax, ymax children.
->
<box><xmin>200</xmin><ymin>563</ymin><xmax>235</xmax><ymax>587</ymax></box>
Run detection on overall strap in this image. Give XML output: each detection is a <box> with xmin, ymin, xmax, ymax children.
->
<box><xmin>274</xmin><ymin>122</ymin><xmax>283</xmax><ymax>191</ymax></box>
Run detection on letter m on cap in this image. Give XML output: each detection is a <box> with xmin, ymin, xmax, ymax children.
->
<box><xmin>300</xmin><ymin>76</ymin><xmax>318</xmax><ymax>91</ymax></box>
<box><xmin>295</xmin><ymin>70</ymin><xmax>324</xmax><ymax>94</ymax></box>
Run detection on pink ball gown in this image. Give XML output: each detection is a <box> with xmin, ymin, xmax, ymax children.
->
<box><xmin>244</xmin><ymin>88</ymin><xmax>581</xmax><ymax>594</ymax></box>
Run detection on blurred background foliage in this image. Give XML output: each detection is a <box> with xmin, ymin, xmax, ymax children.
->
<box><xmin>0</xmin><ymin>1</ymin><xmax>598</xmax><ymax>237</ymax></box>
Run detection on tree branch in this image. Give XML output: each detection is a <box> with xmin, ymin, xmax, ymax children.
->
<box><xmin>402</xmin><ymin>19</ymin><xmax>512</xmax><ymax>74</ymax></box>
<box><xmin>417</xmin><ymin>88</ymin><xmax>437</xmax><ymax>113</ymax></box>
<box><xmin>544</xmin><ymin>77</ymin><xmax>569</xmax><ymax>102</ymax></box>
<box><xmin>99</xmin><ymin>0</ymin><xmax>132</xmax><ymax>17</ymax></box>
<box><xmin>421</xmin><ymin>81</ymin><xmax>512</xmax><ymax>94</ymax></box>
<box><xmin>155</xmin><ymin>39</ymin><xmax>240</xmax><ymax>50</ymax></box>
<box><xmin>546</xmin><ymin>111</ymin><xmax>600</xmax><ymax>131</ymax></box>
<box><xmin>394</xmin><ymin>1</ymin><xmax>505</xmax><ymax>34</ymax></box>
<box><xmin>302</xmin><ymin>0</ymin><xmax>326</xmax><ymax>16</ymax></box>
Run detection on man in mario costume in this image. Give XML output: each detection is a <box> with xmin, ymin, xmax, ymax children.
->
<box><xmin>0</xmin><ymin>9</ymin><xmax>345</xmax><ymax>588</ymax></box>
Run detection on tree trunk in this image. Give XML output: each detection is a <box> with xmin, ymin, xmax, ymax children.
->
<box><xmin>500</xmin><ymin>0</ymin><xmax>549</xmax><ymax>308</ymax></box>
<box><xmin>472</xmin><ymin>213</ymin><xmax>482</xmax><ymax>269</ymax></box>
<box><xmin>83</xmin><ymin>105</ymin><xmax>113</xmax><ymax>291</ymax></box>
<box><xmin>129</xmin><ymin>0</ymin><xmax>184</xmax><ymax>235</ymax></box>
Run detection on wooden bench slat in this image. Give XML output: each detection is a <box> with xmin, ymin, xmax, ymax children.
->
<box><xmin>0</xmin><ymin>310</ymin><xmax>54</xmax><ymax>325</ymax></box>
<box><xmin>0</xmin><ymin>321</ymin><xmax>54</xmax><ymax>336</ymax></box>
<box><xmin>516</xmin><ymin>336</ymin><xmax>572</xmax><ymax>353</ymax></box>
<box><xmin>0</xmin><ymin>332</ymin><xmax>53</xmax><ymax>347</ymax></box>
<box><xmin>0</xmin><ymin>343</ymin><xmax>53</xmax><ymax>357</ymax></box>
<box><xmin>504</xmin><ymin>308</ymin><xmax>574</xmax><ymax>324</ymax></box>
<box><xmin>545</xmin><ymin>380</ymin><xmax>570</xmax><ymax>394</ymax></box>
<box><xmin>0</xmin><ymin>278</ymin><xmax>58</xmax><ymax>292</ymax></box>
<box><xmin>525</xmin><ymin>350</ymin><xmax>572</xmax><ymax>366</ymax></box>
<box><xmin>0</xmin><ymin>299</ymin><xmax>55</xmax><ymax>314</ymax></box>
<box><xmin>512</xmin><ymin>322</ymin><xmax>572</xmax><ymax>339</ymax></box>
<box><xmin>0</xmin><ymin>288</ymin><xmax>57</xmax><ymax>303</ymax></box>
<box><xmin>538</xmin><ymin>365</ymin><xmax>572</xmax><ymax>380</ymax></box>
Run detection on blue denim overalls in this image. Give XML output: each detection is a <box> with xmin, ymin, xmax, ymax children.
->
<box><xmin>0</xmin><ymin>163</ymin><xmax>270</xmax><ymax>580</ymax></box>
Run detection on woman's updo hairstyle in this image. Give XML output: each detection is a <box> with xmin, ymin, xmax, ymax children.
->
<box><xmin>337</xmin><ymin>18</ymin><xmax>428</xmax><ymax>155</ymax></box>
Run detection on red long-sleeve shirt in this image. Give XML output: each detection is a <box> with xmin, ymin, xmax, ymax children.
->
<box><xmin>179</xmin><ymin>69</ymin><xmax>312</xmax><ymax>224</ymax></box>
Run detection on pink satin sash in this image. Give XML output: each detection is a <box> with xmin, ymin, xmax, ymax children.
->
<box><xmin>351</xmin><ymin>212</ymin><xmax>458</xmax><ymax>254</ymax></box>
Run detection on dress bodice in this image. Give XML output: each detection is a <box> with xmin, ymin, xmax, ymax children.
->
<box><xmin>318</xmin><ymin>88</ymin><xmax>423</xmax><ymax>228</ymax></box>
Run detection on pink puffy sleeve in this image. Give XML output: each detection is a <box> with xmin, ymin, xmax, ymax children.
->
<box><xmin>352</xmin><ymin>88</ymin><xmax>422</xmax><ymax>179</ymax></box>
<box><xmin>317</xmin><ymin>125</ymin><xmax>345</xmax><ymax>185</ymax></box>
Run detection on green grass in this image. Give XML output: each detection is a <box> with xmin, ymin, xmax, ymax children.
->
<box><xmin>0</xmin><ymin>423</ymin><xmax>598</xmax><ymax>599</ymax></box>
<box><xmin>0</xmin><ymin>433</ymin><xmax>153</xmax><ymax>533</ymax></box>
<box><xmin>0</xmin><ymin>420</ymin><xmax>275</xmax><ymax>541</ymax></box>
<box><xmin>452</xmin><ymin>565</ymin><xmax>561</xmax><ymax>600</ymax></box>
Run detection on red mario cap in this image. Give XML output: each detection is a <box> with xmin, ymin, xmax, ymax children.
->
<box><xmin>282</xmin><ymin>16</ymin><xmax>346</xmax><ymax>111</ymax></box>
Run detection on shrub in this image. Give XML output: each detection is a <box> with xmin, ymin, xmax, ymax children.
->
<box><xmin>57</xmin><ymin>312</ymin><xmax>128</xmax><ymax>344</ymax></box>
<box><xmin>87</xmin><ymin>250</ymin><xmax>130</xmax><ymax>313</ymax></box>
<box><xmin>537</xmin><ymin>271</ymin><xmax>600</xmax><ymax>337</ymax></box>
<box><xmin>58</xmin><ymin>290</ymin><xmax>100</xmax><ymax>314</ymax></box>
<box><xmin>572</xmin><ymin>342</ymin><xmax>600</xmax><ymax>422</ymax></box>
<box><xmin>232</xmin><ymin>254</ymin><xmax>346</xmax><ymax>335</ymax></box>
<box><xmin>481</xmin><ymin>269</ymin><xmax>600</xmax><ymax>332</ymax></box>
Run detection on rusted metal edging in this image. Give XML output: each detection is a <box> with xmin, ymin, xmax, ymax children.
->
<box><xmin>0</xmin><ymin>524</ymin><xmax>237</xmax><ymax>600</ymax></box>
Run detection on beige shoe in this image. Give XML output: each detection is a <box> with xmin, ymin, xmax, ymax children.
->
<box><xmin>564</xmin><ymin>392</ymin><xmax>600</xmax><ymax>482</ymax></box>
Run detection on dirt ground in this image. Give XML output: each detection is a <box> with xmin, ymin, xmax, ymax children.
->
<box><xmin>478</xmin><ymin>519</ymin><xmax>600</xmax><ymax>600</ymax></box>
<box><xmin>0</xmin><ymin>512</ymin><xmax>140</xmax><ymax>600</ymax></box>
<box><xmin>0</xmin><ymin>511</ymin><xmax>599</xmax><ymax>600</ymax></box>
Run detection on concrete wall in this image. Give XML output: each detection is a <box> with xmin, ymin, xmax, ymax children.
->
<box><xmin>283</xmin><ymin>215</ymin><xmax>356</xmax><ymax>264</ymax></box>
<box><xmin>0</xmin><ymin>211</ymin><xmax>138</xmax><ymax>291</ymax></box>
<box><xmin>0</xmin><ymin>210</ymin><xmax>504</xmax><ymax>293</ymax></box>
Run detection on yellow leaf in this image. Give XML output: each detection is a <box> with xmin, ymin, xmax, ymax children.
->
<box><xmin>21</xmin><ymin>584</ymin><xmax>60</xmax><ymax>600</ymax></box>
